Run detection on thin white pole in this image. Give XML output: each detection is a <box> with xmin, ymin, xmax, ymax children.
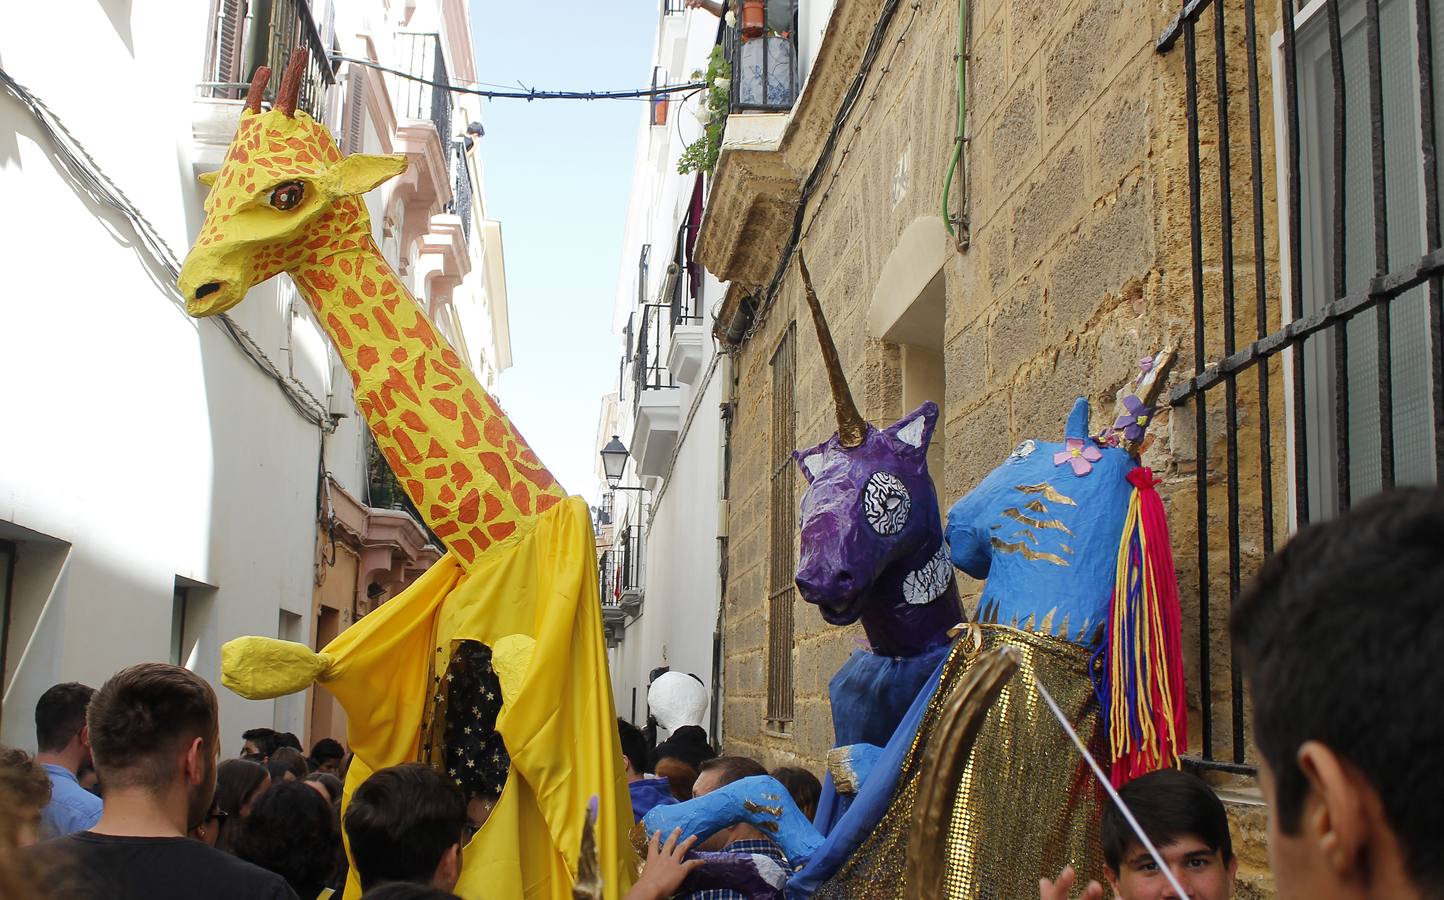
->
<box><xmin>1032</xmin><ymin>674</ymin><xmax>1192</xmax><ymax>899</ymax></box>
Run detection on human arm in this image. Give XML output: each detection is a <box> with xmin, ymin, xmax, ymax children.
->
<box><xmin>685</xmin><ymin>0</ymin><xmax>725</xmax><ymax>16</ymax></box>
<box><xmin>1039</xmin><ymin>866</ymin><xmax>1104</xmax><ymax>900</ymax></box>
<box><xmin>625</xmin><ymin>828</ymin><xmax>703</xmax><ymax>900</ymax></box>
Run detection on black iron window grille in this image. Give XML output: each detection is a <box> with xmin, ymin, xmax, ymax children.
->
<box><xmin>202</xmin><ymin>0</ymin><xmax>334</xmax><ymax>120</ymax></box>
<box><xmin>395</xmin><ymin>32</ymin><xmax>453</xmax><ymax>157</ymax></box>
<box><xmin>1157</xmin><ymin>0</ymin><xmax>1444</xmax><ymax>773</ymax></box>
<box><xmin>665</xmin><ymin>0</ymin><xmax>690</xmax><ymax>14</ymax></box>
<box><xmin>725</xmin><ymin>0</ymin><xmax>800</xmax><ymax>112</ymax></box>
<box><xmin>767</xmin><ymin>325</ymin><xmax>797</xmax><ymax>727</ymax></box>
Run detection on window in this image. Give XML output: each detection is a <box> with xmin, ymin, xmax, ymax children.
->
<box><xmin>170</xmin><ymin>586</ymin><xmax>189</xmax><ymax>667</ymax></box>
<box><xmin>1295</xmin><ymin>0</ymin><xmax>1441</xmax><ymax>515</ymax></box>
<box><xmin>274</xmin><ymin>610</ymin><xmax>305</xmax><ymax>733</ymax></box>
<box><xmin>0</xmin><ymin>541</ymin><xmax>13</xmax><ymax>692</ymax></box>
<box><xmin>202</xmin><ymin>0</ymin><xmax>248</xmax><ymax>98</ymax></box>
<box><xmin>767</xmin><ymin>326</ymin><xmax>797</xmax><ymax>727</ymax></box>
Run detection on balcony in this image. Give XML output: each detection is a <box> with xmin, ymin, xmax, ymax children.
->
<box><xmin>194</xmin><ymin>0</ymin><xmax>335</xmax><ymax>173</ymax></box>
<box><xmin>695</xmin><ymin>0</ymin><xmax>873</xmax><ymax>316</ymax></box>
<box><xmin>628</xmin><ymin>300</ymin><xmax>682</xmax><ymax>479</ymax></box>
<box><xmin>724</xmin><ymin>1</ymin><xmax>798</xmax><ymax>113</ymax></box>
<box><xmin>389</xmin><ymin>31</ymin><xmax>457</xmax><ymax>259</ymax></box>
<box><xmin>599</xmin><ymin>528</ymin><xmax>645</xmax><ymax>621</ymax></box>
<box><xmin>666</xmin><ymin>212</ymin><xmax>708</xmax><ymax>385</ymax></box>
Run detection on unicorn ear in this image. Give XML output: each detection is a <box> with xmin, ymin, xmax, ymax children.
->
<box><xmin>793</xmin><ymin>443</ymin><xmax>830</xmax><ymax>484</ymax></box>
<box><xmin>1064</xmin><ymin>397</ymin><xmax>1091</xmax><ymax>441</ymax></box>
<box><xmin>884</xmin><ymin>402</ymin><xmax>939</xmax><ymax>455</ymax></box>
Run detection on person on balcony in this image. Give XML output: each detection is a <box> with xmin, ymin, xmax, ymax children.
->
<box><xmin>685</xmin><ymin>0</ymin><xmax>797</xmax><ymax>107</ymax></box>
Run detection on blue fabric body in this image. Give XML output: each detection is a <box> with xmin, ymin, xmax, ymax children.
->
<box><xmin>787</xmin><ymin>644</ymin><xmax>952</xmax><ymax>898</ymax></box>
<box><xmin>812</xmin><ymin>642</ymin><xmax>951</xmax><ymax>836</ymax></box>
<box><xmin>629</xmin><ymin>776</ymin><xmax>678</xmax><ymax>822</ymax></box>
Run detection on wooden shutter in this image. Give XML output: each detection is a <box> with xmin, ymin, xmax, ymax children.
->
<box><xmin>213</xmin><ymin>0</ymin><xmax>248</xmax><ymax>91</ymax></box>
<box><xmin>344</xmin><ymin>65</ymin><xmax>368</xmax><ymax>154</ymax></box>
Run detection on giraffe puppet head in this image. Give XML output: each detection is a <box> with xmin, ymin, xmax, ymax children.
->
<box><xmin>179</xmin><ymin>48</ymin><xmax>407</xmax><ymax>317</ymax></box>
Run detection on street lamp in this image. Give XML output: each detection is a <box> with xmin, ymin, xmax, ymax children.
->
<box><xmin>600</xmin><ymin>436</ymin><xmax>646</xmax><ymax>492</ymax></box>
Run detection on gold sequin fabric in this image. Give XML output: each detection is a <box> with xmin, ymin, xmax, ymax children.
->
<box><xmin>814</xmin><ymin>625</ymin><xmax>1106</xmax><ymax>899</ymax></box>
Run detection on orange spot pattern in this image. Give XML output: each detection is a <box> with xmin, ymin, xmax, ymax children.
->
<box><xmin>198</xmin><ymin>109</ymin><xmax>564</xmax><ymax>568</ymax></box>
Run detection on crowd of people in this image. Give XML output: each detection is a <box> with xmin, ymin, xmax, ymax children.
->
<box><xmin>0</xmin><ymin>486</ymin><xmax>1437</xmax><ymax>899</ymax></box>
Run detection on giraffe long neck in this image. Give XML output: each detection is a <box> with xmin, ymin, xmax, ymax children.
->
<box><xmin>293</xmin><ymin>237</ymin><xmax>564</xmax><ymax>567</ymax></box>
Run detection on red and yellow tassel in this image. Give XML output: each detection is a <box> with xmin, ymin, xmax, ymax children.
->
<box><xmin>1103</xmin><ymin>467</ymin><xmax>1187</xmax><ymax>787</ymax></box>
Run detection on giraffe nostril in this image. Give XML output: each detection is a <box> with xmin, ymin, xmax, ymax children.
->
<box><xmin>194</xmin><ymin>282</ymin><xmax>223</xmax><ymax>300</ymax></box>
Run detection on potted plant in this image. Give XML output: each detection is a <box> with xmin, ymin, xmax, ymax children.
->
<box><xmin>678</xmin><ymin>46</ymin><xmax>731</xmax><ymax>176</ymax></box>
<box><xmin>741</xmin><ymin>0</ymin><xmax>766</xmax><ymax>38</ymax></box>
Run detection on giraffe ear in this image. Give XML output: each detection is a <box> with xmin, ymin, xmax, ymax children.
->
<box><xmin>198</xmin><ymin>170</ymin><xmax>219</xmax><ymax>187</ymax></box>
<box><xmin>330</xmin><ymin>153</ymin><xmax>408</xmax><ymax>195</ymax></box>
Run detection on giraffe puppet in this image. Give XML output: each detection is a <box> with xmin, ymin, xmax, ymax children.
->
<box><xmin>178</xmin><ymin>50</ymin><xmax>635</xmax><ymax>899</ymax></box>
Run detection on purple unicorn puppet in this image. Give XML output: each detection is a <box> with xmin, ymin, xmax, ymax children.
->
<box><xmin>789</xmin><ymin>256</ymin><xmax>965</xmax><ymax>756</ymax></box>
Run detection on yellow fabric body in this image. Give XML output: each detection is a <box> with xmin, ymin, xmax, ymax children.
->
<box><xmin>220</xmin><ymin>496</ymin><xmax>636</xmax><ymax>899</ymax></box>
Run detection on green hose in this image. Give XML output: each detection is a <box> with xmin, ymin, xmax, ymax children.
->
<box><xmin>941</xmin><ymin>0</ymin><xmax>968</xmax><ymax>243</ymax></box>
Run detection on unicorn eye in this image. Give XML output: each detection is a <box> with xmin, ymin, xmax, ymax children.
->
<box><xmin>863</xmin><ymin>472</ymin><xmax>911</xmax><ymax>535</ymax></box>
<box><xmin>269</xmin><ymin>181</ymin><xmax>305</xmax><ymax>210</ymax></box>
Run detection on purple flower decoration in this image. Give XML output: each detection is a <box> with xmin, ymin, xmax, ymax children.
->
<box><xmin>1113</xmin><ymin>395</ymin><xmax>1153</xmax><ymax>442</ymax></box>
<box><xmin>1053</xmin><ymin>437</ymin><xmax>1103</xmax><ymax>476</ymax></box>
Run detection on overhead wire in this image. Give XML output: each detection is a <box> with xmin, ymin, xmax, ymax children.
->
<box><xmin>0</xmin><ymin>64</ymin><xmax>336</xmax><ymax>431</ymax></box>
<box><xmin>330</xmin><ymin>55</ymin><xmax>706</xmax><ymax>101</ymax></box>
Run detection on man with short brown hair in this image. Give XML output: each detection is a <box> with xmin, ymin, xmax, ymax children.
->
<box><xmin>32</xmin><ymin>663</ymin><xmax>297</xmax><ymax>899</ymax></box>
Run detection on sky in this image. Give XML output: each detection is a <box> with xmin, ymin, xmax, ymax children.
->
<box><xmin>469</xmin><ymin>0</ymin><xmax>659</xmax><ymax>503</ymax></box>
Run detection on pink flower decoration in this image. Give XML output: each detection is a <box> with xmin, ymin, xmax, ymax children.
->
<box><xmin>1053</xmin><ymin>437</ymin><xmax>1103</xmax><ymax>476</ymax></box>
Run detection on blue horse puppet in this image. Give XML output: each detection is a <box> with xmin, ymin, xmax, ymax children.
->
<box><xmin>946</xmin><ymin>396</ymin><xmax>1134</xmax><ymax>643</ymax></box>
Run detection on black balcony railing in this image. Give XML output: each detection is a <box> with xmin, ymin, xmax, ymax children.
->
<box><xmin>201</xmin><ymin>0</ymin><xmax>334</xmax><ymax>120</ymax></box>
<box><xmin>725</xmin><ymin>0</ymin><xmax>798</xmax><ymax>112</ymax></box>
<box><xmin>650</xmin><ymin>66</ymin><xmax>671</xmax><ymax>127</ymax></box>
<box><xmin>447</xmin><ymin>144</ymin><xmax>474</xmax><ymax>242</ymax></box>
<box><xmin>671</xmin><ymin>176</ymin><xmax>707</xmax><ymax>326</ymax></box>
<box><xmin>395</xmin><ymin>32</ymin><xmax>453</xmax><ymax>157</ymax></box>
<box><xmin>599</xmin><ymin>550</ymin><xmax>622</xmax><ymax>607</ymax></box>
<box><xmin>599</xmin><ymin>528</ymin><xmax>644</xmax><ymax>605</ymax></box>
<box><xmin>633</xmin><ymin>302</ymin><xmax>679</xmax><ymax>414</ymax></box>
<box><xmin>665</xmin><ymin>0</ymin><xmax>689</xmax><ymax>14</ymax></box>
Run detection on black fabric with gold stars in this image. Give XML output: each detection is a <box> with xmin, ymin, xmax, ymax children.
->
<box><xmin>424</xmin><ymin>640</ymin><xmax>509</xmax><ymax>802</ymax></box>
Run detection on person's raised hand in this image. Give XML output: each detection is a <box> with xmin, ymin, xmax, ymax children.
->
<box><xmin>624</xmin><ymin>827</ymin><xmax>704</xmax><ymax>900</ymax></box>
<box><xmin>1039</xmin><ymin>865</ymin><xmax>1105</xmax><ymax>900</ymax></box>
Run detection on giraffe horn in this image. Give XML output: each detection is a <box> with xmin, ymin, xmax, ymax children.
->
<box><xmin>798</xmin><ymin>252</ymin><xmax>868</xmax><ymax>449</ymax></box>
<box><xmin>243</xmin><ymin>66</ymin><xmax>272</xmax><ymax>114</ymax></box>
<box><xmin>276</xmin><ymin>46</ymin><xmax>309</xmax><ymax>117</ymax></box>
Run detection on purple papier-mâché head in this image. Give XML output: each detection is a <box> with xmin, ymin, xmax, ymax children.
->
<box><xmin>793</xmin><ymin>403</ymin><xmax>947</xmax><ymax>621</ymax></box>
<box><xmin>788</xmin><ymin>255</ymin><xmax>962</xmax><ymax>658</ymax></box>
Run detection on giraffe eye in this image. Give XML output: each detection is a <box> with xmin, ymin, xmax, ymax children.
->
<box><xmin>269</xmin><ymin>181</ymin><xmax>305</xmax><ymax>211</ymax></box>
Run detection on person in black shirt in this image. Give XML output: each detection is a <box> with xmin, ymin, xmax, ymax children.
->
<box><xmin>30</xmin><ymin>663</ymin><xmax>297</xmax><ymax>900</ymax></box>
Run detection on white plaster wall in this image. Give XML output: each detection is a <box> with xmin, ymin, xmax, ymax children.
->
<box><xmin>622</xmin><ymin>368</ymin><xmax>724</xmax><ymax>731</ymax></box>
<box><xmin>0</xmin><ymin>0</ymin><xmax>368</xmax><ymax>753</ymax></box>
<box><xmin>604</xmin><ymin>6</ymin><xmax>727</xmax><ymax>731</ymax></box>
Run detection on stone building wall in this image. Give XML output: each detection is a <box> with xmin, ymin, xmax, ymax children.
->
<box><xmin>703</xmin><ymin>0</ymin><xmax>1285</xmax><ymax>888</ymax></box>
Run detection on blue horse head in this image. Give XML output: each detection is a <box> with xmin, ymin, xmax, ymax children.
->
<box><xmin>945</xmin><ymin>397</ymin><xmax>1138</xmax><ymax>644</ymax></box>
